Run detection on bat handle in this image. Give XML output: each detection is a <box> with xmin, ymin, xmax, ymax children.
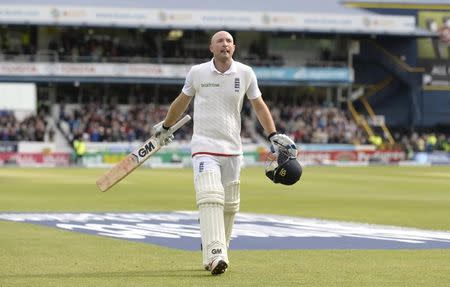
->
<box><xmin>168</xmin><ymin>115</ymin><xmax>191</xmax><ymax>134</ymax></box>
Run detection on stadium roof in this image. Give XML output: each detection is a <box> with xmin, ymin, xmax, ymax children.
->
<box><xmin>0</xmin><ymin>0</ymin><xmax>435</xmax><ymax>37</ymax></box>
<box><xmin>343</xmin><ymin>0</ymin><xmax>450</xmax><ymax>10</ymax></box>
<box><xmin>344</xmin><ymin>0</ymin><xmax>450</xmax><ymax>4</ymax></box>
<box><xmin>0</xmin><ymin>0</ymin><xmax>373</xmax><ymax>14</ymax></box>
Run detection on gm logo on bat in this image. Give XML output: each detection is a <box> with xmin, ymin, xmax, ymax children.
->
<box><xmin>134</xmin><ymin>140</ymin><xmax>156</xmax><ymax>162</ymax></box>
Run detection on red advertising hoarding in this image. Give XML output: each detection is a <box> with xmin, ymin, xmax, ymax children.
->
<box><xmin>0</xmin><ymin>153</ymin><xmax>71</xmax><ymax>166</ymax></box>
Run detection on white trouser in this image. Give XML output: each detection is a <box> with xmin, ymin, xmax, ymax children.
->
<box><xmin>193</xmin><ymin>155</ymin><xmax>241</xmax><ymax>185</ymax></box>
<box><xmin>193</xmin><ymin>155</ymin><xmax>241</xmax><ymax>267</ymax></box>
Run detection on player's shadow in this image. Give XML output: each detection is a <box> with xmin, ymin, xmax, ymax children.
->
<box><xmin>1</xmin><ymin>269</ymin><xmax>215</xmax><ymax>279</ymax></box>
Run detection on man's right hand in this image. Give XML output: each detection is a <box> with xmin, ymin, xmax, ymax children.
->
<box><xmin>153</xmin><ymin>121</ymin><xmax>174</xmax><ymax>146</ymax></box>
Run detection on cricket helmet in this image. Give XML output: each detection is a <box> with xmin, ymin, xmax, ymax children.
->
<box><xmin>265</xmin><ymin>146</ymin><xmax>302</xmax><ymax>185</ymax></box>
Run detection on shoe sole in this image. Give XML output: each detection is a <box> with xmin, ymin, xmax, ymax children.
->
<box><xmin>211</xmin><ymin>260</ymin><xmax>228</xmax><ymax>275</ymax></box>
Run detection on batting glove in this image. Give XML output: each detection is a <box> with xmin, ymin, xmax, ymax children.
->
<box><xmin>153</xmin><ymin>121</ymin><xmax>174</xmax><ymax>146</ymax></box>
<box><xmin>268</xmin><ymin>132</ymin><xmax>298</xmax><ymax>158</ymax></box>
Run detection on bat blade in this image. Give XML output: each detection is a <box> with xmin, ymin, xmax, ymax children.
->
<box><xmin>96</xmin><ymin>138</ymin><xmax>160</xmax><ymax>192</ymax></box>
<box><xmin>95</xmin><ymin>114</ymin><xmax>191</xmax><ymax>192</ymax></box>
<box><xmin>96</xmin><ymin>154</ymin><xmax>140</xmax><ymax>192</ymax></box>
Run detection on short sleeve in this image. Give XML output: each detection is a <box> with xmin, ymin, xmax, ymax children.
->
<box><xmin>246</xmin><ymin>68</ymin><xmax>262</xmax><ymax>100</ymax></box>
<box><xmin>181</xmin><ymin>67</ymin><xmax>196</xmax><ymax>97</ymax></box>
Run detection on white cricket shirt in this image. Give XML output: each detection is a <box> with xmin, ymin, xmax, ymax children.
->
<box><xmin>182</xmin><ymin>59</ymin><xmax>262</xmax><ymax>156</ymax></box>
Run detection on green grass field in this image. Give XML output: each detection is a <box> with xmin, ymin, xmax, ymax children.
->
<box><xmin>1</xmin><ymin>166</ymin><xmax>450</xmax><ymax>286</ymax></box>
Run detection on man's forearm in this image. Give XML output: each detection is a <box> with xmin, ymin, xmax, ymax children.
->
<box><xmin>164</xmin><ymin>93</ymin><xmax>192</xmax><ymax>127</ymax></box>
<box><xmin>251</xmin><ymin>98</ymin><xmax>276</xmax><ymax>137</ymax></box>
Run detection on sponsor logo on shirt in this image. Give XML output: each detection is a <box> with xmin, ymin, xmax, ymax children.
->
<box><xmin>201</xmin><ymin>83</ymin><xmax>220</xmax><ymax>88</ymax></box>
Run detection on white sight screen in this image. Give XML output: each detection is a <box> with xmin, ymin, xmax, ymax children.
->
<box><xmin>0</xmin><ymin>83</ymin><xmax>37</xmax><ymax>111</ymax></box>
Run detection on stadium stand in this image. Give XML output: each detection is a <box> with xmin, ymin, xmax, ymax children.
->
<box><xmin>1</xmin><ymin>26</ymin><xmax>347</xmax><ymax>67</ymax></box>
<box><xmin>0</xmin><ymin>0</ymin><xmax>449</xmax><ymax>167</ymax></box>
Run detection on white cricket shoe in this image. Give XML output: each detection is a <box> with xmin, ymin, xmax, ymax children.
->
<box><xmin>209</xmin><ymin>257</ymin><xmax>228</xmax><ymax>275</ymax></box>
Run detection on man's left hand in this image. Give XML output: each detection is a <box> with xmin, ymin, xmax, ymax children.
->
<box><xmin>153</xmin><ymin>121</ymin><xmax>174</xmax><ymax>146</ymax></box>
<box><xmin>269</xmin><ymin>133</ymin><xmax>298</xmax><ymax>158</ymax></box>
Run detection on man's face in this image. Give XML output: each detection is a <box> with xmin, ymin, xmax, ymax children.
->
<box><xmin>210</xmin><ymin>32</ymin><xmax>235</xmax><ymax>61</ymax></box>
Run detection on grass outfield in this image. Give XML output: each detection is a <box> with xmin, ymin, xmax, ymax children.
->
<box><xmin>1</xmin><ymin>166</ymin><xmax>450</xmax><ymax>286</ymax></box>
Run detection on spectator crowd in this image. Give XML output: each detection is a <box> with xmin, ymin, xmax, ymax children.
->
<box><xmin>58</xmin><ymin>102</ymin><xmax>257</xmax><ymax>143</ymax></box>
<box><xmin>2</xmin><ymin>102</ymin><xmax>449</xmax><ymax>155</ymax></box>
<box><xmin>1</xmin><ymin>27</ymin><xmax>324</xmax><ymax>66</ymax></box>
<box><xmin>57</xmin><ymin>102</ymin><xmax>369</xmax><ymax>145</ymax></box>
<box><xmin>0</xmin><ymin>110</ymin><xmax>53</xmax><ymax>142</ymax></box>
<box><xmin>59</xmin><ymin>103</ymin><xmax>191</xmax><ymax>143</ymax></box>
<box><xmin>268</xmin><ymin>104</ymin><xmax>367</xmax><ymax>145</ymax></box>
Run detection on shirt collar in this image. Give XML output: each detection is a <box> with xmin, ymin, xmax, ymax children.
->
<box><xmin>210</xmin><ymin>58</ymin><xmax>236</xmax><ymax>75</ymax></box>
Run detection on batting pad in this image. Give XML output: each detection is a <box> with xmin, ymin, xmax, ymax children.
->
<box><xmin>195</xmin><ymin>171</ymin><xmax>228</xmax><ymax>266</ymax></box>
<box><xmin>195</xmin><ymin>171</ymin><xmax>224</xmax><ymax>206</ymax></box>
<box><xmin>224</xmin><ymin>180</ymin><xmax>240</xmax><ymax>248</ymax></box>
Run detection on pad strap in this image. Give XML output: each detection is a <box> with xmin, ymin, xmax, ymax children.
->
<box><xmin>224</xmin><ymin>180</ymin><xmax>240</xmax><ymax>213</ymax></box>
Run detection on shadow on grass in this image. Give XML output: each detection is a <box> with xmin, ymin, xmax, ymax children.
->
<box><xmin>0</xmin><ymin>269</ymin><xmax>218</xmax><ymax>279</ymax></box>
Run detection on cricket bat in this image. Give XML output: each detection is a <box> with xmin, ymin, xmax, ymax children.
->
<box><xmin>96</xmin><ymin>114</ymin><xmax>191</xmax><ymax>192</ymax></box>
